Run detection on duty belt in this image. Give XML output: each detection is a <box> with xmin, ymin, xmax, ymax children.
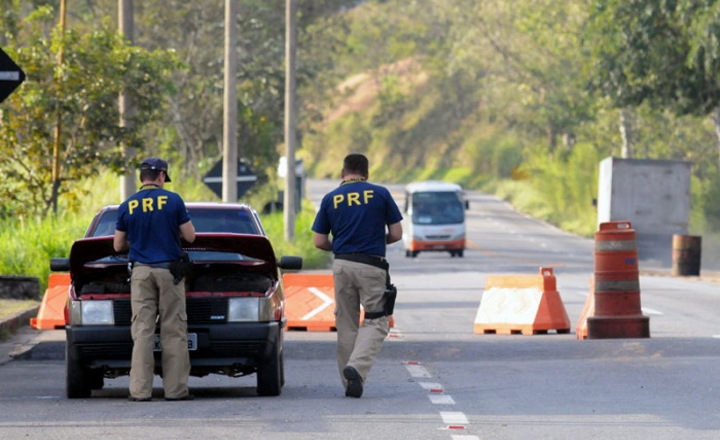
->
<box><xmin>133</xmin><ymin>261</ymin><xmax>171</xmax><ymax>269</ymax></box>
<box><xmin>334</xmin><ymin>253</ymin><xmax>388</xmax><ymax>270</ymax></box>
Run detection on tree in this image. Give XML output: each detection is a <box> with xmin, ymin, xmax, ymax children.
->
<box><xmin>586</xmin><ymin>0</ymin><xmax>720</xmax><ymax>167</ymax></box>
<box><xmin>0</xmin><ymin>6</ymin><xmax>180</xmax><ymax>217</ymax></box>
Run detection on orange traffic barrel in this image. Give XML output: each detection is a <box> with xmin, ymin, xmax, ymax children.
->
<box><xmin>587</xmin><ymin>221</ymin><xmax>649</xmax><ymax>339</ymax></box>
<box><xmin>672</xmin><ymin>234</ymin><xmax>701</xmax><ymax>276</ymax></box>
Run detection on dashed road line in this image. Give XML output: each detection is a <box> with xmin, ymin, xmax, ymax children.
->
<box><xmin>429</xmin><ymin>394</ymin><xmax>456</xmax><ymax>405</ymax></box>
<box><xmin>405</xmin><ymin>363</ymin><xmax>431</xmax><ymax>378</ymax></box>
<box><xmin>440</xmin><ymin>411</ymin><xmax>469</xmax><ymax>425</ymax></box>
<box><xmin>405</xmin><ymin>359</ymin><xmax>473</xmax><ymax>438</ymax></box>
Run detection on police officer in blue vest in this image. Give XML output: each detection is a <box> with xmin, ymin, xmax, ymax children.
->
<box><xmin>312</xmin><ymin>153</ymin><xmax>403</xmax><ymax>398</ymax></box>
<box><xmin>114</xmin><ymin>158</ymin><xmax>196</xmax><ymax>402</ymax></box>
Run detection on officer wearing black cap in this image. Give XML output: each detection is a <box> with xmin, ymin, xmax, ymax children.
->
<box><xmin>113</xmin><ymin>157</ymin><xmax>196</xmax><ymax>402</ymax></box>
<box><xmin>312</xmin><ymin>153</ymin><xmax>403</xmax><ymax>398</ymax></box>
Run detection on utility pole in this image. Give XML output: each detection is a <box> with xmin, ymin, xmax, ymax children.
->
<box><xmin>50</xmin><ymin>0</ymin><xmax>67</xmax><ymax>214</ymax></box>
<box><xmin>283</xmin><ymin>0</ymin><xmax>297</xmax><ymax>241</ymax></box>
<box><xmin>223</xmin><ymin>0</ymin><xmax>238</xmax><ymax>203</ymax></box>
<box><xmin>119</xmin><ymin>0</ymin><xmax>136</xmax><ymax>199</ymax></box>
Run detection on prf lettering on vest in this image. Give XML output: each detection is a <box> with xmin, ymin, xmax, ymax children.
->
<box><xmin>128</xmin><ymin>195</ymin><xmax>168</xmax><ymax>215</ymax></box>
<box><xmin>333</xmin><ymin>190</ymin><xmax>374</xmax><ymax>209</ymax></box>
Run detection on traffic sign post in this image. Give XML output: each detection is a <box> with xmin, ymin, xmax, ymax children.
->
<box><xmin>202</xmin><ymin>159</ymin><xmax>257</xmax><ymax>200</ymax></box>
<box><xmin>0</xmin><ymin>47</ymin><xmax>25</xmax><ymax>104</ymax></box>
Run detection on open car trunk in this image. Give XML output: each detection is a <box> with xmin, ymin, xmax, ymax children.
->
<box><xmin>68</xmin><ymin>233</ymin><xmax>280</xmax><ymax>298</ymax></box>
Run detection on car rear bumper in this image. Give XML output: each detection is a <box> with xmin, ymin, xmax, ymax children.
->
<box><xmin>66</xmin><ymin>321</ymin><xmax>283</xmax><ymax>372</ymax></box>
<box><xmin>409</xmin><ymin>238</ymin><xmax>465</xmax><ymax>251</ymax></box>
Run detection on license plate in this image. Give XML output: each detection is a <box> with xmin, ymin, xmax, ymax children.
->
<box><xmin>153</xmin><ymin>333</ymin><xmax>197</xmax><ymax>352</ymax></box>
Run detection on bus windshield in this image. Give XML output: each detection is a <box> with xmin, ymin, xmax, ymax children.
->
<box><xmin>411</xmin><ymin>191</ymin><xmax>464</xmax><ymax>225</ymax></box>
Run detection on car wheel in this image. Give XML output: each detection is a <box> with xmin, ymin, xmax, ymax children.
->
<box><xmin>280</xmin><ymin>351</ymin><xmax>285</xmax><ymax>388</ymax></box>
<box><xmin>411</xmin><ymin>251</ymin><xmax>419</xmax><ymax>258</ymax></box>
<box><xmin>66</xmin><ymin>344</ymin><xmax>92</xmax><ymax>399</ymax></box>
<box><xmin>257</xmin><ymin>345</ymin><xmax>282</xmax><ymax>396</ymax></box>
<box><xmin>458</xmin><ymin>250</ymin><xmax>464</xmax><ymax>258</ymax></box>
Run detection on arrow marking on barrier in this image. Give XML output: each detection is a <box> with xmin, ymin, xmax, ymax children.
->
<box><xmin>300</xmin><ymin>287</ymin><xmax>334</xmax><ymax>321</ymax></box>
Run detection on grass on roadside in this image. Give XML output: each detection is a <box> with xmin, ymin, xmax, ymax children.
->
<box><xmin>0</xmin><ymin>299</ymin><xmax>39</xmax><ymax>321</ymax></box>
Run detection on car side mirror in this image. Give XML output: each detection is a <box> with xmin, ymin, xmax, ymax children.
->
<box><xmin>50</xmin><ymin>257</ymin><xmax>70</xmax><ymax>272</ymax></box>
<box><xmin>278</xmin><ymin>256</ymin><xmax>303</xmax><ymax>271</ymax></box>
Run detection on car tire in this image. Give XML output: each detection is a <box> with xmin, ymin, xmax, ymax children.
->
<box><xmin>280</xmin><ymin>351</ymin><xmax>285</xmax><ymax>388</ymax></box>
<box><xmin>66</xmin><ymin>344</ymin><xmax>92</xmax><ymax>399</ymax></box>
<box><xmin>257</xmin><ymin>345</ymin><xmax>282</xmax><ymax>397</ymax></box>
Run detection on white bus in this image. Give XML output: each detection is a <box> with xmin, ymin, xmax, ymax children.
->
<box><xmin>401</xmin><ymin>181</ymin><xmax>468</xmax><ymax>258</ymax></box>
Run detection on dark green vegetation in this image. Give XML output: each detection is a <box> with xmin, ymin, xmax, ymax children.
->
<box><xmin>2</xmin><ymin>1</ymin><xmax>720</xmax><ymax>283</ymax></box>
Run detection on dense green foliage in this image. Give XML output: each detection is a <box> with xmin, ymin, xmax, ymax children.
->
<box><xmin>2</xmin><ymin>0</ymin><xmax>720</xmax><ymax>258</ymax></box>
<box><xmin>0</xmin><ymin>4</ymin><xmax>181</xmax><ymax>216</ymax></box>
<box><xmin>300</xmin><ymin>0</ymin><xmax>720</xmax><ymax>236</ymax></box>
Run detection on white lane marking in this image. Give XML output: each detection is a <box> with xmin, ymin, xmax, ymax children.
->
<box><xmin>300</xmin><ymin>287</ymin><xmax>334</xmax><ymax>320</ymax></box>
<box><xmin>387</xmin><ymin>328</ymin><xmax>405</xmax><ymax>340</ymax></box>
<box><xmin>405</xmin><ymin>364</ymin><xmax>431</xmax><ymax>378</ymax></box>
<box><xmin>429</xmin><ymin>394</ymin><xmax>455</xmax><ymax>405</ymax></box>
<box><xmin>440</xmin><ymin>411</ymin><xmax>469</xmax><ymax>425</ymax></box>
<box><xmin>419</xmin><ymin>382</ymin><xmax>443</xmax><ymax>392</ymax></box>
<box><xmin>641</xmin><ymin>307</ymin><xmax>664</xmax><ymax>316</ymax></box>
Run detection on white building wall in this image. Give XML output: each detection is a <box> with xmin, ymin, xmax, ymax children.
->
<box><xmin>597</xmin><ymin>157</ymin><xmax>692</xmax><ymax>265</ymax></box>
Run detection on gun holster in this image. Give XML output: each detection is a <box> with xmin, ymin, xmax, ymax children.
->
<box><xmin>364</xmin><ymin>272</ymin><xmax>397</xmax><ymax>320</ymax></box>
<box><xmin>383</xmin><ymin>282</ymin><xmax>397</xmax><ymax>316</ymax></box>
<box><xmin>169</xmin><ymin>251</ymin><xmax>192</xmax><ymax>285</ymax></box>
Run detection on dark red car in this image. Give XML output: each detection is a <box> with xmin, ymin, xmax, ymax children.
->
<box><xmin>51</xmin><ymin>203</ymin><xmax>302</xmax><ymax>398</ymax></box>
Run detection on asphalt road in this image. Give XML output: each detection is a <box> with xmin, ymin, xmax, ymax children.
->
<box><xmin>2</xmin><ymin>179</ymin><xmax>720</xmax><ymax>440</ymax></box>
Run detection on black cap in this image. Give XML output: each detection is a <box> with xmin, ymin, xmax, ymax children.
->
<box><xmin>140</xmin><ymin>157</ymin><xmax>171</xmax><ymax>182</ymax></box>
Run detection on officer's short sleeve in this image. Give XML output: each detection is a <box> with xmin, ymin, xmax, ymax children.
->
<box><xmin>312</xmin><ymin>197</ymin><xmax>331</xmax><ymax>234</ymax></box>
<box><xmin>115</xmin><ymin>204</ymin><xmax>128</xmax><ymax>232</ymax></box>
<box><xmin>176</xmin><ymin>195</ymin><xmax>191</xmax><ymax>225</ymax></box>
<box><xmin>384</xmin><ymin>188</ymin><xmax>403</xmax><ymax>225</ymax></box>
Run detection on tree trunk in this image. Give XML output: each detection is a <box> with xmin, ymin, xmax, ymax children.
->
<box><xmin>547</xmin><ymin>126</ymin><xmax>557</xmax><ymax>159</ymax></box>
<box><xmin>619</xmin><ymin>108</ymin><xmax>633</xmax><ymax>158</ymax></box>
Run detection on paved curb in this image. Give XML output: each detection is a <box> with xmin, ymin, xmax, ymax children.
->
<box><xmin>0</xmin><ymin>305</ymin><xmax>39</xmax><ymax>337</ymax></box>
<box><xmin>0</xmin><ymin>305</ymin><xmax>43</xmax><ymax>366</ymax></box>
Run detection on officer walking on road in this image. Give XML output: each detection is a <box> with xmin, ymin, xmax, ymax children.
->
<box><xmin>113</xmin><ymin>158</ymin><xmax>196</xmax><ymax>402</ymax></box>
<box><xmin>312</xmin><ymin>153</ymin><xmax>403</xmax><ymax>398</ymax></box>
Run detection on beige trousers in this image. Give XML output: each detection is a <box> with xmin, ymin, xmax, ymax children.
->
<box><xmin>129</xmin><ymin>265</ymin><xmax>190</xmax><ymax>399</ymax></box>
<box><xmin>333</xmin><ymin>259</ymin><xmax>390</xmax><ymax>388</ymax></box>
